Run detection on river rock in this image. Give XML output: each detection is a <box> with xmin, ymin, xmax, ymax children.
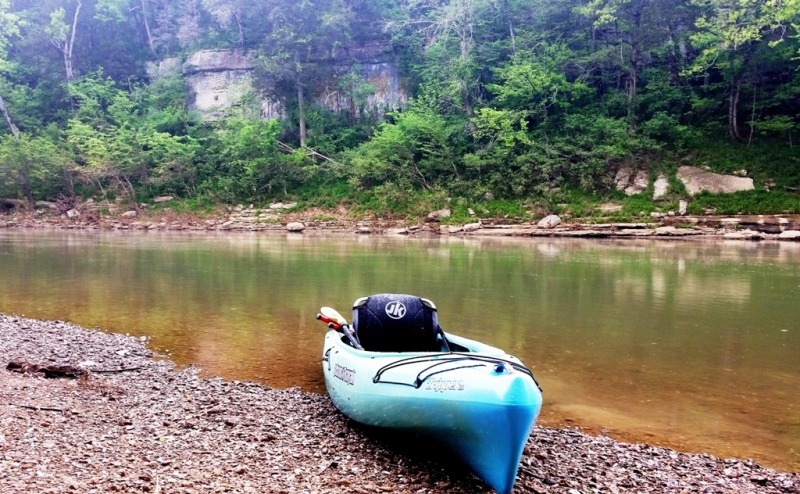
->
<box><xmin>654</xmin><ymin>226</ymin><xmax>702</xmax><ymax>236</ymax></box>
<box><xmin>121</xmin><ymin>210</ymin><xmax>137</xmax><ymax>218</ymax></box>
<box><xmin>464</xmin><ymin>221</ymin><xmax>481</xmax><ymax>232</ymax></box>
<box><xmin>653</xmin><ymin>174</ymin><xmax>669</xmax><ymax>200</ymax></box>
<box><xmin>270</xmin><ymin>202</ymin><xmax>298</xmax><ymax>210</ymax></box>
<box><xmin>426</xmin><ymin>209</ymin><xmax>451</xmax><ymax>222</ymax></box>
<box><xmin>778</xmin><ymin>230</ymin><xmax>800</xmax><ymax>240</ymax></box>
<box><xmin>286</xmin><ymin>222</ymin><xmax>305</xmax><ymax>232</ymax></box>
<box><xmin>677</xmin><ymin>166</ymin><xmax>754</xmax><ymax>196</ymax></box>
<box><xmin>724</xmin><ymin>229</ymin><xmax>765</xmax><ymax>240</ymax></box>
<box><xmin>537</xmin><ymin>215</ymin><xmax>562</xmax><ymax>229</ymax></box>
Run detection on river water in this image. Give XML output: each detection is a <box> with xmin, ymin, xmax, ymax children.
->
<box><xmin>0</xmin><ymin>230</ymin><xmax>798</xmax><ymax>471</ymax></box>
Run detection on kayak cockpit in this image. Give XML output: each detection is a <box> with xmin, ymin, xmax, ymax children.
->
<box><xmin>350</xmin><ymin>293</ymin><xmax>448</xmax><ymax>352</ymax></box>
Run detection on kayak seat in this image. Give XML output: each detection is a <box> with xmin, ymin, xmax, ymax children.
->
<box><xmin>352</xmin><ymin>294</ymin><xmax>442</xmax><ymax>352</ymax></box>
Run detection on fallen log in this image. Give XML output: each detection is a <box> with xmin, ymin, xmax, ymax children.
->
<box><xmin>6</xmin><ymin>360</ymin><xmax>142</xmax><ymax>378</ymax></box>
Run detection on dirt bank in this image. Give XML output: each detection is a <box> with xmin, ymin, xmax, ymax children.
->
<box><xmin>0</xmin><ymin>314</ymin><xmax>797</xmax><ymax>493</ymax></box>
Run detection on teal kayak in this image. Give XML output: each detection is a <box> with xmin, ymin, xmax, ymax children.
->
<box><xmin>319</xmin><ymin>294</ymin><xmax>543</xmax><ymax>494</ymax></box>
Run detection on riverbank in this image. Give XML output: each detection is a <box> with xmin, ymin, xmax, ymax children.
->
<box><xmin>1</xmin><ymin>314</ymin><xmax>797</xmax><ymax>493</ymax></box>
<box><xmin>2</xmin><ymin>205</ymin><xmax>800</xmax><ymax>242</ymax></box>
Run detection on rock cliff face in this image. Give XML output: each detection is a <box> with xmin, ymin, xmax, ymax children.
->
<box><xmin>148</xmin><ymin>43</ymin><xmax>407</xmax><ymax>121</ymax></box>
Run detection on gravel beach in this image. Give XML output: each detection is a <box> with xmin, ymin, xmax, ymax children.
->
<box><xmin>1</xmin><ymin>314</ymin><xmax>797</xmax><ymax>493</ymax></box>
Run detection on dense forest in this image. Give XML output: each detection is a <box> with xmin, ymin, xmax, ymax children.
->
<box><xmin>0</xmin><ymin>0</ymin><xmax>798</xmax><ymax>219</ymax></box>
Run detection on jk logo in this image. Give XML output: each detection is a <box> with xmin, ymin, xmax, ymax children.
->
<box><xmin>385</xmin><ymin>301</ymin><xmax>407</xmax><ymax>319</ymax></box>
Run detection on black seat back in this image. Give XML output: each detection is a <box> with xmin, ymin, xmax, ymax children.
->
<box><xmin>352</xmin><ymin>294</ymin><xmax>440</xmax><ymax>352</ymax></box>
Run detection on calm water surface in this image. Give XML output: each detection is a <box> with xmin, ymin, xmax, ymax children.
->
<box><xmin>1</xmin><ymin>231</ymin><xmax>798</xmax><ymax>471</ymax></box>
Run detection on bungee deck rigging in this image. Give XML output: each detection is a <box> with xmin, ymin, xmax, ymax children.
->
<box><xmin>371</xmin><ymin>352</ymin><xmax>541</xmax><ymax>391</ymax></box>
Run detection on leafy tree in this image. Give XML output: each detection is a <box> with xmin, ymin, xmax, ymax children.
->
<box><xmin>201</xmin><ymin>0</ymin><xmax>245</xmax><ymax>47</ymax></box>
<box><xmin>0</xmin><ymin>0</ymin><xmax>20</xmax><ymax>136</ymax></box>
<box><xmin>41</xmin><ymin>0</ymin><xmax>83</xmax><ymax>82</ymax></box>
<box><xmin>0</xmin><ymin>132</ymin><xmax>65</xmax><ymax>206</ymax></box>
<box><xmin>96</xmin><ymin>0</ymin><xmax>160</xmax><ymax>59</ymax></box>
<box><xmin>348</xmin><ymin>105</ymin><xmax>467</xmax><ymax>191</ymax></box>
<box><xmin>65</xmin><ymin>73</ymin><xmax>198</xmax><ymax>204</ymax></box>
<box><xmin>387</xmin><ymin>0</ymin><xmax>489</xmax><ymax>116</ymax></box>
<box><xmin>690</xmin><ymin>0</ymin><xmax>798</xmax><ymax>141</ymax></box>
<box><xmin>258</xmin><ymin>0</ymin><xmax>353</xmax><ymax>147</ymax></box>
<box><xmin>203</xmin><ymin>117</ymin><xmax>311</xmax><ymax>201</ymax></box>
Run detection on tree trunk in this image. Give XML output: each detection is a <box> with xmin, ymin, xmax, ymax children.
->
<box><xmin>500</xmin><ymin>0</ymin><xmax>516</xmax><ymax>57</ymax></box>
<box><xmin>234</xmin><ymin>12</ymin><xmax>244</xmax><ymax>47</ymax></box>
<box><xmin>728</xmin><ymin>77</ymin><xmax>742</xmax><ymax>141</ymax></box>
<box><xmin>296</xmin><ymin>80</ymin><xmax>307</xmax><ymax>147</ymax></box>
<box><xmin>0</xmin><ymin>94</ymin><xmax>20</xmax><ymax>138</ymax></box>
<box><xmin>63</xmin><ymin>1</ymin><xmax>82</xmax><ymax>82</ymax></box>
<box><xmin>140</xmin><ymin>0</ymin><xmax>159</xmax><ymax>59</ymax></box>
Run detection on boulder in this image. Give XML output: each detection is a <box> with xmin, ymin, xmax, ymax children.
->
<box><xmin>615</xmin><ymin>167</ymin><xmax>649</xmax><ymax>196</ymax></box>
<box><xmin>286</xmin><ymin>222</ymin><xmax>305</xmax><ymax>232</ymax></box>
<box><xmin>121</xmin><ymin>210</ymin><xmax>137</xmax><ymax>218</ymax></box>
<box><xmin>653</xmin><ymin>174</ymin><xmax>669</xmax><ymax>200</ymax></box>
<box><xmin>153</xmin><ymin>196</ymin><xmax>174</xmax><ymax>204</ymax></box>
<box><xmin>269</xmin><ymin>202</ymin><xmax>298</xmax><ymax>210</ymax></box>
<box><xmin>66</xmin><ymin>209</ymin><xmax>81</xmax><ymax>219</ymax></box>
<box><xmin>537</xmin><ymin>214</ymin><xmax>562</xmax><ymax>229</ymax></box>
<box><xmin>676</xmin><ymin>166</ymin><xmax>754</xmax><ymax>196</ymax></box>
<box><xmin>426</xmin><ymin>209</ymin><xmax>451</xmax><ymax>222</ymax></box>
<box><xmin>679</xmin><ymin>200</ymin><xmax>688</xmax><ymax>216</ymax></box>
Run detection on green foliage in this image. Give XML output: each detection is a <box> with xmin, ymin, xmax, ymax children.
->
<box><xmin>0</xmin><ymin>0</ymin><xmax>798</xmax><ymax>217</ymax></box>
<box><xmin>200</xmin><ymin>117</ymin><xmax>314</xmax><ymax>202</ymax></box>
<box><xmin>687</xmin><ymin>190</ymin><xmax>800</xmax><ymax>215</ymax></box>
<box><xmin>65</xmin><ymin>73</ymin><xmax>200</xmax><ymax>203</ymax></box>
<box><xmin>348</xmin><ymin>106</ymin><xmax>467</xmax><ymax>191</ymax></box>
<box><xmin>0</xmin><ymin>132</ymin><xmax>65</xmax><ymax>203</ymax></box>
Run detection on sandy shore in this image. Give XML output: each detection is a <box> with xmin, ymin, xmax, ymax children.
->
<box><xmin>1</xmin><ymin>314</ymin><xmax>797</xmax><ymax>493</ymax></box>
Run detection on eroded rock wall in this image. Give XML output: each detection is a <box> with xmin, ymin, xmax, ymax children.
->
<box><xmin>147</xmin><ymin>44</ymin><xmax>407</xmax><ymax>121</ymax></box>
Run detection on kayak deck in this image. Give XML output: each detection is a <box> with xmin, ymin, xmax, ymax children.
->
<box><xmin>322</xmin><ymin>330</ymin><xmax>542</xmax><ymax>494</ymax></box>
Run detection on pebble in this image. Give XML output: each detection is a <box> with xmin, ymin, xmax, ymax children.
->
<box><xmin>0</xmin><ymin>313</ymin><xmax>797</xmax><ymax>493</ymax></box>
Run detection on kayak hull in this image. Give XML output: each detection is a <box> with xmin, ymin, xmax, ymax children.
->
<box><xmin>322</xmin><ymin>330</ymin><xmax>542</xmax><ymax>494</ymax></box>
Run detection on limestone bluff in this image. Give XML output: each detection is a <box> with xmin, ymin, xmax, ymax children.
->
<box><xmin>146</xmin><ymin>42</ymin><xmax>408</xmax><ymax>122</ymax></box>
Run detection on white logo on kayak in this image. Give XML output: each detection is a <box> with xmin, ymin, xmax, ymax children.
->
<box><xmin>425</xmin><ymin>379</ymin><xmax>465</xmax><ymax>393</ymax></box>
<box><xmin>385</xmin><ymin>301</ymin><xmax>407</xmax><ymax>319</ymax></box>
<box><xmin>334</xmin><ymin>364</ymin><xmax>355</xmax><ymax>385</ymax></box>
